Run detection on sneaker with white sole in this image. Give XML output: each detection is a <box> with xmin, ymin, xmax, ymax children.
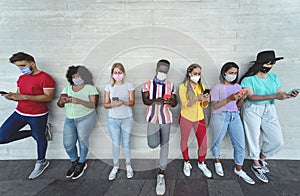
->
<box><xmin>156</xmin><ymin>174</ymin><xmax>166</xmax><ymax>195</ymax></box>
<box><xmin>108</xmin><ymin>166</ymin><xmax>119</xmax><ymax>180</ymax></box>
<box><xmin>198</xmin><ymin>162</ymin><xmax>212</xmax><ymax>178</ymax></box>
<box><xmin>126</xmin><ymin>165</ymin><xmax>134</xmax><ymax>179</ymax></box>
<box><xmin>72</xmin><ymin>162</ymin><xmax>87</xmax><ymax>180</ymax></box>
<box><xmin>214</xmin><ymin>162</ymin><xmax>224</xmax><ymax>177</ymax></box>
<box><xmin>234</xmin><ymin>168</ymin><xmax>255</xmax><ymax>185</ymax></box>
<box><xmin>28</xmin><ymin>160</ymin><xmax>49</xmax><ymax>179</ymax></box>
<box><xmin>45</xmin><ymin>123</ymin><xmax>52</xmax><ymax>141</ymax></box>
<box><xmin>259</xmin><ymin>159</ymin><xmax>269</xmax><ymax>173</ymax></box>
<box><xmin>251</xmin><ymin>165</ymin><xmax>268</xmax><ymax>183</ymax></box>
<box><xmin>183</xmin><ymin>161</ymin><xmax>192</xmax><ymax>177</ymax></box>
<box><xmin>66</xmin><ymin>159</ymin><xmax>78</xmax><ymax>178</ymax></box>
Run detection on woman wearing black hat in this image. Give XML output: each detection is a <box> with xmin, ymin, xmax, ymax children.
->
<box><xmin>240</xmin><ymin>50</ymin><xmax>299</xmax><ymax>183</ymax></box>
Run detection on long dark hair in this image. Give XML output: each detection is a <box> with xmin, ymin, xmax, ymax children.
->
<box><xmin>219</xmin><ymin>62</ymin><xmax>239</xmax><ymax>84</ymax></box>
<box><xmin>182</xmin><ymin>63</ymin><xmax>204</xmax><ymax>100</ymax></box>
<box><xmin>66</xmin><ymin>65</ymin><xmax>94</xmax><ymax>85</ymax></box>
<box><xmin>239</xmin><ymin>62</ymin><xmax>264</xmax><ymax>83</ymax></box>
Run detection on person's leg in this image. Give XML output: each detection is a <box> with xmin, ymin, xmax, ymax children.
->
<box><xmin>194</xmin><ymin>119</ymin><xmax>207</xmax><ymax>163</ymax></box>
<box><xmin>147</xmin><ymin>122</ymin><xmax>160</xmax><ymax>149</ymax></box>
<box><xmin>159</xmin><ymin>123</ymin><xmax>171</xmax><ymax>171</ymax></box>
<box><xmin>108</xmin><ymin>116</ymin><xmax>121</xmax><ymax>166</ymax></box>
<box><xmin>210</xmin><ymin>112</ymin><xmax>229</xmax><ymax>161</ymax></box>
<box><xmin>261</xmin><ymin>104</ymin><xmax>284</xmax><ymax>158</ymax></box>
<box><xmin>179</xmin><ymin>116</ymin><xmax>193</xmax><ymax>161</ymax></box>
<box><xmin>227</xmin><ymin>112</ymin><xmax>245</xmax><ymax>167</ymax></box>
<box><xmin>120</xmin><ymin>117</ymin><xmax>134</xmax><ymax>165</ymax></box>
<box><xmin>241</xmin><ymin>103</ymin><xmax>263</xmax><ymax>162</ymax></box>
<box><xmin>63</xmin><ymin>118</ymin><xmax>79</xmax><ymax>162</ymax></box>
<box><xmin>28</xmin><ymin>114</ymin><xmax>48</xmax><ymax>161</ymax></box>
<box><xmin>0</xmin><ymin>112</ymin><xmax>31</xmax><ymax>143</ymax></box>
<box><xmin>76</xmin><ymin>111</ymin><xmax>97</xmax><ymax>163</ymax></box>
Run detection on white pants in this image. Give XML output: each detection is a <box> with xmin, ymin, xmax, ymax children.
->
<box><xmin>241</xmin><ymin>102</ymin><xmax>284</xmax><ymax>160</ymax></box>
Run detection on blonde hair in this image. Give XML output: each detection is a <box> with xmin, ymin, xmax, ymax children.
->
<box><xmin>182</xmin><ymin>63</ymin><xmax>204</xmax><ymax>100</ymax></box>
<box><xmin>111</xmin><ymin>63</ymin><xmax>126</xmax><ymax>86</ymax></box>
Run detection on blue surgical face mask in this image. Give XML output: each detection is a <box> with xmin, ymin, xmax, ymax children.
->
<box><xmin>19</xmin><ymin>67</ymin><xmax>33</xmax><ymax>75</ymax></box>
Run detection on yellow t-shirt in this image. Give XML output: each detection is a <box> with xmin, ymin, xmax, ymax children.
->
<box><xmin>179</xmin><ymin>82</ymin><xmax>207</xmax><ymax>122</ymax></box>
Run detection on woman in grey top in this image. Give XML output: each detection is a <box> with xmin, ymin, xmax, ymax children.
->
<box><xmin>104</xmin><ymin>63</ymin><xmax>135</xmax><ymax>180</ymax></box>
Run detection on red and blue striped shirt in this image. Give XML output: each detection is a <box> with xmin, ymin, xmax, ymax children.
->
<box><xmin>142</xmin><ymin>79</ymin><xmax>176</xmax><ymax>124</ymax></box>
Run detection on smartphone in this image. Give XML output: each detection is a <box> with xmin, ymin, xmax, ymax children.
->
<box><xmin>112</xmin><ymin>97</ymin><xmax>119</xmax><ymax>101</ymax></box>
<box><xmin>237</xmin><ymin>88</ymin><xmax>248</xmax><ymax>96</ymax></box>
<box><xmin>288</xmin><ymin>88</ymin><xmax>300</xmax><ymax>94</ymax></box>
<box><xmin>203</xmin><ymin>89</ymin><xmax>210</xmax><ymax>94</ymax></box>
<box><xmin>163</xmin><ymin>94</ymin><xmax>171</xmax><ymax>99</ymax></box>
<box><xmin>0</xmin><ymin>91</ymin><xmax>8</xmax><ymax>95</ymax></box>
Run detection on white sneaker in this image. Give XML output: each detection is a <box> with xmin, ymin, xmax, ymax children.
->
<box><xmin>183</xmin><ymin>161</ymin><xmax>192</xmax><ymax>177</ymax></box>
<box><xmin>126</xmin><ymin>165</ymin><xmax>134</xmax><ymax>179</ymax></box>
<box><xmin>214</xmin><ymin>162</ymin><xmax>224</xmax><ymax>177</ymax></box>
<box><xmin>234</xmin><ymin>168</ymin><xmax>255</xmax><ymax>185</ymax></box>
<box><xmin>28</xmin><ymin>160</ymin><xmax>49</xmax><ymax>179</ymax></box>
<box><xmin>156</xmin><ymin>174</ymin><xmax>166</xmax><ymax>195</ymax></box>
<box><xmin>198</xmin><ymin>162</ymin><xmax>212</xmax><ymax>178</ymax></box>
<box><xmin>108</xmin><ymin>166</ymin><xmax>119</xmax><ymax>181</ymax></box>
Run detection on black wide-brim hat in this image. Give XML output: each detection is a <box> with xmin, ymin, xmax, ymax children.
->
<box><xmin>251</xmin><ymin>50</ymin><xmax>284</xmax><ymax>64</ymax></box>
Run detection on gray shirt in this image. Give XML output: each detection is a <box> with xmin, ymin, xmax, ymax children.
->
<box><xmin>104</xmin><ymin>82</ymin><xmax>135</xmax><ymax>118</ymax></box>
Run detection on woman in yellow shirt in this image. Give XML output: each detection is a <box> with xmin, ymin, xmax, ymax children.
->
<box><xmin>178</xmin><ymin>64</ymin><xmax>212</xmax><ymax>178</ymax></box>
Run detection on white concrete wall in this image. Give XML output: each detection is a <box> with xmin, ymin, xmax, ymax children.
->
<box><xmin>0</xmin><ymin>0</ymin><xmax>300</xmax><ymax>161</ymax></box>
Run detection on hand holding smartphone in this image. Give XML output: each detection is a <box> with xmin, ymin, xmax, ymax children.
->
<box><xmin>203</xmin><ymin>89</ymin><xmax>210</xmax><ymax>95</ymax></box>
<box><xmin>112</xmin><ymin>97</ymin><xmax>119</xmax><ymax>101</ymax></box>
<box><xmin>237</xmin><ymin>88</ymin><xmax>248</xmax><ymax>96</ymax></box>
<box><xmin>288</xmin><ymin>88</ymin><xmax>300</xmax><ymax>94</ymax></box>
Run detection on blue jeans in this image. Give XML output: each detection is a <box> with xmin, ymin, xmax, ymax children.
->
<box><xmin>63</xmin><ymin>111</ymin><xmax>96</xmax><ymax>163</ymax></box>
<box><xmin>108</xmin><ymin>116</ymin><xmax>133</xmax><ymax>165</ymax></box>
<box><xmin>0</xmin><ymin>111</ymin><xmax>48</xmax><ymax>160</ymax></box>
<box><xmin>211</xmin><ymin>112</ymin><xmax>245</xmax><ymax>165</ymax></box>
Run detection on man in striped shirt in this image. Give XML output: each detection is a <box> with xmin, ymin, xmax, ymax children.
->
<box><xmin>141</xmin><ymin>59</ymin><xmax>177</xmax><ymax>195</ymax></box>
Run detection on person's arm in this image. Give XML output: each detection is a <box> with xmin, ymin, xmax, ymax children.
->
<box><xmin>5</xmin><ymin>88</ymin><xmax>54</xmax><ymax>102</ymax></box>
<box><xmin>121</xmin><ymin>90</ymin><xmax>135</xmax><ymax>107</ymax></box>
<box><xmin>104</xmin><ymin>91</ymin><xmax>122</xmax><ymax>109</ymax></box>
<box><xmin>212</xmin><ymin>93</ymin><xmax>237</xmax><ymax>110</ymax></box>
<box><xmin>247</xmin><ymin>88</ymin><xmax>291</xmax><ymax>101</ymax></box>
<box><xmin>71</xmin><ymin>94</ymin><xmax>98</xmax><ymax>109</ymax></box>
<box><xmin>142</xmin><ymin>91</ymin><xmax>164</xmax><ymax>106</ymax></box>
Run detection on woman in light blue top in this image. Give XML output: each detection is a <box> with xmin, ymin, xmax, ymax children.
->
<box><xmin>57</xmin><ymin>65</ymin><xmax>99</xmax><ymax>180</ymax></box>
<box><xmin>210</xmin><ymin>62</ymin><xmax>254</xmax><ymax>184</ymax></box>
<box><xmin>240</xmin><ymin>50</ymin><xmax>298</xmax><ymax>183</ymax></box>
<box><xmin>104</xmin><ymin>63</ymin><xmax>135</xmax><ymax>181</ymax></box>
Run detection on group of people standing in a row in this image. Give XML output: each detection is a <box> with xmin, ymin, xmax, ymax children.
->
<box><xmin>0</xmin><ymin>51</ymin><xmax>298</xmax><ymax>195</ymax></box>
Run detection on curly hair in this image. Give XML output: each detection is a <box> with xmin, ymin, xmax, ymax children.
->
<box><xmin>66</xmin><ymin>65</ymin><xmax>93</xmax><ymax>85</ymax></box>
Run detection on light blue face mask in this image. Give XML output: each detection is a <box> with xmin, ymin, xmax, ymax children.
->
<box><xmin>19</xmin><ymin>67</ymin><xmax>33</xmax><ymax>75</ymax></box>
<box><xmin>225</xmin><ymin>74</ymin><xmax>236</xmax><ymax>82</ymax></box>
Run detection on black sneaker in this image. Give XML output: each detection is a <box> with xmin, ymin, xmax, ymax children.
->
<box><xmin>72</xmin><ymin>162</ymin><xmax>87</xmax><ymax>180</ymax></box>
<box><xmin>259</xmin><ymin>159</ymin><xmax>270</xmax><ymax>173</ymax></box>
<box><xmin>66</xmin><ymin>160</ymin><xmax>78</xmax><ymax>178</ymax></box>
<box><xmin>251</xmin><ymin>164</ymin><xmax>268</xmax><ymax>183</ymax></box>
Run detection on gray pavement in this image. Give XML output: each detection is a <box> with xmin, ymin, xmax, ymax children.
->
<box><xmin>0</xmin><ymin>159</ymin><xmax>299</xmax><ymax>196</ymax></box>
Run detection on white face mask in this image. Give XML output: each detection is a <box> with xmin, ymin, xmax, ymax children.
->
<box><xmin>224</xmin><ymin>74</ymin><xmax>236</xmax><ymax>82</ymax></box>
<box><xmin>72</xmin><ymin>77</ymin><xmax>84</xmax><ymax>86</ymax></box>
<box><xmin>190</xmin><ymin>75</ymin><xmax>200</xmax><ymax>83</ymax></box>
<box><xmin>156</xmin><ymin>72</ymin><xmax>167</xmax><ymax>81</ymax></box>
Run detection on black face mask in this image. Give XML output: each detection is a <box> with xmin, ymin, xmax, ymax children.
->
<box><xmin>260</xmin><ymin>66</ymin><xmax>272</xmax><ymax>73</ymax></box>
